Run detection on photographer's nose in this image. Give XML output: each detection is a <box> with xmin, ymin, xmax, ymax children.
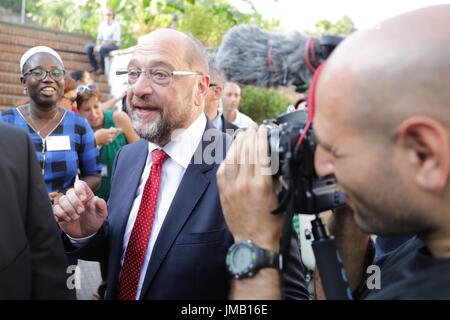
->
<box><xmin>314</xmin><ymin>145</ymin><xmax>335</xmax><ymax>178</ymax></box>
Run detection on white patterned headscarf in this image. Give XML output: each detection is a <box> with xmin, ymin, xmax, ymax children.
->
<box><xmin>20</xmin><ymin>46</ymin><xmax>64</xmax><ymax>74</ymax></box>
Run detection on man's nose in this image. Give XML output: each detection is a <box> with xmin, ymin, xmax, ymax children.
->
<box><xmin>132</xmin><ymin>74</ymin><xmax>154</xmax><ymax>97</ymax></box>
<box><xmin>314</xmin><ymin>145</ymin><xmax>335</xmax><ymax>178</ymax></box>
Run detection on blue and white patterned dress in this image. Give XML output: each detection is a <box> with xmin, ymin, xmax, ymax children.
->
<box><xmin>0</xmin><ymin>107</ymin><xmax>101</xmax><ymax>193</ymax></box>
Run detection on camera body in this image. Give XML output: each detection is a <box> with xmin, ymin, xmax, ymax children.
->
<box><xmin>264</xmin><ymin>109</ymin><xmax>346</xmax><ymax>214</ymax></box>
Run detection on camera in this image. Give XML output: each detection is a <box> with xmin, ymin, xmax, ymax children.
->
<box><xmin>264</xmin><ymin>108</ymin><xmax>346</xmax><ymax>215</ymax></box>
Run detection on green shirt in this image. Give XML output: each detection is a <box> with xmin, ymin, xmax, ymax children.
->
<box><xmin>95</xmin><ymin>110</ymin><xmax>127</xmax><ymax>201</ymax></box>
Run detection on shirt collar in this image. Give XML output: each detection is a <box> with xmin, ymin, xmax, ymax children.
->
<box><xmin>211</xmin><ymin>109</ymin><xmax>223</xmax><ymax>131</ymax></box>
<box><xmin>147</xmin><ymin>113</ymin><xmax>207</xmax><ymax>169</ymax></box>
<box><xmin>232</xmin><ymin>109</ymin><xmax>241</xmax><ymax>125</ymax></box>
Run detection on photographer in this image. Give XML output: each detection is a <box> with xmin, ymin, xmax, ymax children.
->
<box><xmin>217</xmin><ymin>4</ymin><xmax>450</xmax><ymax>299</ymax></box>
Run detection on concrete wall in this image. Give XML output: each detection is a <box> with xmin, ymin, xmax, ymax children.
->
<box><xmin>105</xmin><ymin>46</ymin><xmax>135</xmax><ymax>109</ymax></box>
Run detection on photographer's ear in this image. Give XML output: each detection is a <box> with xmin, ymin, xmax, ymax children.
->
<box><xmin>399</xmin><ymin>117</ymin><xmax>450</xmax><ymax>191</ymax></box>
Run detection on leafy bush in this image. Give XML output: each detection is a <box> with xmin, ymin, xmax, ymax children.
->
<box><xmin>240</xmin><ymin>86</ymin><xmax>292</xmax><ymax>124</ymax></box>
<box><xmin>25</xmin><ymin>0</ymin><xmax>281</xmax><ymax>49</ymax></box>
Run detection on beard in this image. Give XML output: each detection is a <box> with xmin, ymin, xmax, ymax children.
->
<box><xmin>130</xmin><ymin>109</ymin><xmax>171</xmax><ymax>145</ymax></box>
<box><xmin>129</xmin><ymin>89</ymin><xmax>195</xmax><ymax>146</ymax></box>
<box><xmin>340</xmin><ymin>162</ymin><xmax>427</xmax><ymax>237</ymax></box>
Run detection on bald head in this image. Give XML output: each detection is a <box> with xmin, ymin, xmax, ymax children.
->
<box><xmin>317</xmin><ymin>4</ymin><xmax>450</xmax><ymax>137</ymax></box>
<box><xmin>313</xmin><ymin>5</ymin><xmax>450</xmax><ymax>238</ymax></box>
<box><xmin>137</xmin><ymin>29</ymin><xmax>208</xmax><ymax>74</ymax></box>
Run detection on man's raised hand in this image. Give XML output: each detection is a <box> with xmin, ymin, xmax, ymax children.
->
<box><xmin>53</xmin><ymin>180</ymin><xmax>107</xmax><ymax>238</ymax></box>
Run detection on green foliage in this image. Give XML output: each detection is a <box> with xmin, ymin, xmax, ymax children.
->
<box><xmin>175</xmin><ymin>0</ymin><xmax>281</xmax><ymax>47</ymax></box>
<box><xmin>25</xmin><ymin>0</ymin><xmax>280</xmax><ymax>49</ymax></box>
<box><xmin>305</xmin><ymin>15</ymin><xmax>356</xmax><ymax>37</ymax></box>
<box><xmin>26</xmin><ymin>0</ymin><xmax>77</xmax><ymax>30</ymax></box>
<box><xmin>240</xmin><ymin>86</ymin><xmax>292</xmax><ymax>124</ymax></box>
<box><xmin>0</xmin><ymin>0</ymin><xmax>39</xmax><ymax>13</ymax></box>
<box><xmin>0</xmin><ymin>0</ymin><xmax>22</xmax><ymax>13</ymax></box>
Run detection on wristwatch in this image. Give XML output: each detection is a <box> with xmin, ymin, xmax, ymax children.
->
<box><xmin>226</xmin><ymin>240</ymin><xmax>283</xmax><ymax>279</ymax></box>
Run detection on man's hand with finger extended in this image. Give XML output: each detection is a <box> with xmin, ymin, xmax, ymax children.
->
<box><xmin>53</xmin><ymin>180</ymin><xmax>108</xmax><ymax>238</ymax></box>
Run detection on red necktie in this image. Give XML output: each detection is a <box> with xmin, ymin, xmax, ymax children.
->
<box><xmin>118</xmin><ymin>149</ymin><xmax>169</xmax><ymax>300</ymax></box>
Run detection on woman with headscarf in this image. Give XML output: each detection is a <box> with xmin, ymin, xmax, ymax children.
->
<box><xmin>0</xmin><ymin>46</ymin><xmax>101</xmax><ymax>200</ymax></box>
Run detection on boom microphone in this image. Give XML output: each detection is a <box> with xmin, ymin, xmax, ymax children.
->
<box><xmin>216</xmin><ymin>24</ymin><xmax>343</xmax><ymax>92</ymax></box>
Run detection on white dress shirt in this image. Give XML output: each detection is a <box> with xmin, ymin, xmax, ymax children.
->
<box><xmin>97</xmin><ymin>20</ymin><xmax>121</xmax><ymax>46</ymax></box>
<box><xmin>232</xmin><ymin>110</ymin><xmax>255</xmax><ymax>129</ymax></box>
<box><xmin>70</xmin><ymin>113</ymin><xmax>207</xmax><ymax>299</ymax></box>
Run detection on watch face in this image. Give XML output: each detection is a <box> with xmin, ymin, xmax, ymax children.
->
<box><xmin>231</xmin><ymin>246</ymin><xmax>253</xmax><ymax>273</ymax></box>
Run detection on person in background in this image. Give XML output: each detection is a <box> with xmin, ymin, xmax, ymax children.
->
<box><xmin>75</xmin><ymin>83</ymin><xmax>139</xmax><ymax>300</ymax></box>
<box><xmin>71</xmin><ymin>69</ymin><xmax>126</xmax><ymax>111</ymax></box>
<box><xmin>85</xmin><ymin>8</ymin><xmax>121</xmax><ymax>75</ymax></box>
<box><xmin>221</xmin><ymin>81</ymin><xmax>254</xmax><ymax>129</ymax></box>
<box><xmin>58</xmin><ymin>75</ymin><xmax>79</xmax><ymax>114</ymax></box>
<box><xmin>76</xmin><ymin>84</ymin><xmax>139</xmax><ymax>202</ymax></box>
<box><xmin>71</xmin><ymin>70</ymin><xmax>94</xmax><ymax>86</ymax></box>
<box><xmin>0</xmin><ymin>46</ymin><xmax>101</xmax><ymax>202</ymax></box>
<box><xmin>204</xmin><ymin>54</ymin><xmax>238</xmax><ymax>135</ymax></box>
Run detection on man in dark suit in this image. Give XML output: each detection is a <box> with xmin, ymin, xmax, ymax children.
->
<box><xmin>0</xmin><ymin>122</ymin><xmax>73</xmax><ymax>299</ymax></box>
<box><xmin>53</xmin><ymin>29</ymin><xmax>308</xmax><ymax>300</ymax></box>
<box><xmin>204</xmin><ymin>54</ymin><xmax>239</xmax><ymax>136</ymax></box>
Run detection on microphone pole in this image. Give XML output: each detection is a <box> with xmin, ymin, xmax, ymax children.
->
<box><xmin>310</xmin><ymin>214</ymin><xmax>353</xmax><ymax>300</ymax></box>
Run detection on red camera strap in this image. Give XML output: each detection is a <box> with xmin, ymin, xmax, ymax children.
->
<box><xmin>296</xmin><ymin>62</ymin><xmax>326</xmax><ymax>146</ymax></box>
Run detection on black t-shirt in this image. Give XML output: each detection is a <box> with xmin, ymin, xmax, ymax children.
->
<box><xmin>362</xmin><ymin>236</ymin><xmax>450</xmax><ymax>299</ymax></box>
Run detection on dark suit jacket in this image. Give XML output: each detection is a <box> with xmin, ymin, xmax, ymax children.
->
<box><xmin>0</xmin><ymin>122</ymin><xmax>74</xmax><ymax>299</ymax></box>
<box><xmin>63</xmin><ymin>120</ymin><xmax>308</xmax><ymax>299</ymax></box>
<box><xmin>221</xmin><ymin>114</ymin><xmax>239</xmax><ymax>134</ymax></box>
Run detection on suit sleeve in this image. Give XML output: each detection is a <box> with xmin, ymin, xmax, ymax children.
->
<box><xmin>24</xmin><ymin>131</ymin><xmax>75</xmax><ymax>299</ymax></box>
<box><xmin>59</xmin><ymin>142</ymin><xmax>126</xmax><ymax>261</ymax></box>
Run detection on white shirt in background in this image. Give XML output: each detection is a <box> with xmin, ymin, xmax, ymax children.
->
<box><xmin>97</xmin><ymin>20</ymin><xmax>121</xmax><ymax>46</ymax></box>
<box><xmin>232</xmin><ymin>110</ymin><xmax>255</xmax><ymax>129</ymax></box>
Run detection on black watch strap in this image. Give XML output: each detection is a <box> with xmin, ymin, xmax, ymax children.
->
<box><xmin>227</xmin><ymin>240</ymin><xmax>282</xmax><ymax>279</ymax></box>
<box><xmin>260</xmin><ymin>246</ymin><xmax>283</xmax><ymax>270</ymax></box>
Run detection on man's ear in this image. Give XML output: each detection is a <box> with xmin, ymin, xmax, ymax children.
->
<box><xmin>398</xmin><ymin>116</ymin><xmax>450</xmax><ymax>191</ymax></box>
<box><xmin>194</xmin><ymin>75</ymin><xmax>210</xmax><ymax>107</ymax></box>
<box><xmin>214</xmin><ymin>86</ymin><xmax>223</xmax><ymax>100</ymax></box>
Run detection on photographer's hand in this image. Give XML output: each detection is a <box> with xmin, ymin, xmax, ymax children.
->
<box><xmin>217</xmin><ymin>123</ymin><xmax>283</xmax><ymax>299</ymax></box>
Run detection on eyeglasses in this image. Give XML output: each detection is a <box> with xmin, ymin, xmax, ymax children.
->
<box><xmin>62</xmin><ymin>96</ymin><xmax>76</xmax><ymax>106</ymax></box>
<box><xmin>209</xmin><ymin>83</ymin><xmax>217</xmax><ymax>88</ymax></box>
<box><xmin>76</xmin><ymin>84</ymin><xmax>98</xmax><ymax>96</ymax></box>
<box><xmin>116</xmin><ymin>67</ymin><xmax>202</xmax><ymax>87</ymax></box>
<box><xmin>23</xmin><ymin>68</ymin><xmax>65</xmax><ymax>81</ymax></box>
